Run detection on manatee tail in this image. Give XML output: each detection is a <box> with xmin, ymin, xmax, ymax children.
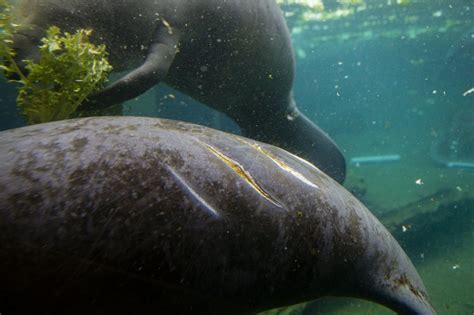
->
<box><xmin>239</xmin><ymin>101</ymin><xmax>346</xmax><ymax>183</ymax></box>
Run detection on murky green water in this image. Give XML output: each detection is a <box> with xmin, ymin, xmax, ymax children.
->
<box><xmin>266</xmin><ymin>1</ymin><xmax>474</xmax><ymax>314</ymax></box>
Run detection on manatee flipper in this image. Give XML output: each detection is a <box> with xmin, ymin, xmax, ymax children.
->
<box><xmin>82</xmin><ymin>27</ymin><xmax>180</xmax><ymax>109</ymax></box>
<box><xmin>239</xmin><ymin>99</ymin><xmax>346</xmax><ymax>184</ymax></box>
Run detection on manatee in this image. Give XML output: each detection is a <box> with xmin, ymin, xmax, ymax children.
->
<box><xmin>0</xmin><ymin>117</ymin><xmax>435</xmax><ymax>315</ymax></box>
<box><xmin>10</xmin><ymin>0</ymin><xmax>346</xmax><ymax>183</ymax></box>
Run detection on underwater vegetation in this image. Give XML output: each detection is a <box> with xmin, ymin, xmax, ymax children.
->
<box><xmin>0</xmin><ymin>0</ymin><xmax>112</xmax><ymax>124</ymax></box>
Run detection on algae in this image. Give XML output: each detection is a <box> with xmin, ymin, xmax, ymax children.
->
<box><xmin>0</xmin><ymin>0</ymin><xmax>112</xmax><ymax>124</ymax></box>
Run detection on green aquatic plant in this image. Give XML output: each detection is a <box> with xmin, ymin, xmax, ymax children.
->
<box><xmin>15</xmin><ymin>27</ymin><xmax>112</xmax><ymax>124</ymax></box>
<box><xmin>0</xmin><ymin>1</ymin><xmax>112</xmax><ymax>124</ymax></box>
<box><xmin>0</xmin><ymin>0</ymin><xmax>18</xmax><ymax>72</ymax></box>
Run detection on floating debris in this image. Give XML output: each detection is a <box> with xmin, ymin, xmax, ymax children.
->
<box><xmin>463</xmin><ymin>87</ymin><xmax>474</xmax><ymax>96</ymax></box>
<box><xmin>402</xmin><ymin>224</ymin><xmax>412</xmax><ymax>232</ymax></box>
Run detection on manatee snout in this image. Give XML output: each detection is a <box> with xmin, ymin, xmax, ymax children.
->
<box><xmin>346</xmin><ymin>231</ymin><xmax>437</xmax><ymax>315</ymax></box>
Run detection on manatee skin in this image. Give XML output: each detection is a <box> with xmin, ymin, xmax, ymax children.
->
<box><xmin>10</xmin><ymin>0</ymin><xmax>346</xmax><ymax>183</ymax></box>
<box><xmin>0</xmin><ymin>117</ymin><xmax>435</xmax><ymax>315</ymax></box>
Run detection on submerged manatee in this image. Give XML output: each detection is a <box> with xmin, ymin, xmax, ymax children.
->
<box><xmin>10</xmin><ymin>0</ymin><xmax>345</xmax><ymax>183</ymax></box>
<box><xmin>0</xmin><ymin>117</ymin><xmax>435</xmax><ymax>315</ymax></box>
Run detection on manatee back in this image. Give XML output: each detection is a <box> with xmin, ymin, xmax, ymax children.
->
<box><xmin>0</xmin><ymin>117</ymin><xmax>435</xmax><ymax>315</ymax></box>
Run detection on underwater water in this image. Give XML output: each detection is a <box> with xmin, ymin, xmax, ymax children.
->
<box><xmin>0</xmin><ymin>0</ymin><xmax>472</xmax><ymax>314</ymax></box>
<box><xmin>264</xmin><ymin>1</ymin><xmax>474</xmax><ymax>314</ymax></box>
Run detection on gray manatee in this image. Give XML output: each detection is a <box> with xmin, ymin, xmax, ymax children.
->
<box><xmin>0</xmin><ymin>117</ymin><xmax>435</xmax><ymax>315</ymax></box>
<box><xmin>10</xmin><ymin>0</ymin><xmax>346</xmax><ymax>183</ymax></box>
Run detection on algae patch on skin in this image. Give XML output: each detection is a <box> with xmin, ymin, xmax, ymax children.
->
<box><xmin>0</xmin><ymin>0</ymin><xmax>112</xmax><ymax>124</ymax></box>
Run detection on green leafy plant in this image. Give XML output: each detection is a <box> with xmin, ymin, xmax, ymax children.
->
<box><xmin>16</xmin><ymin>26</ymin><xmax>113</xmax><ymax>124</ymax></box>
<box><xmin>1</xmin><ymin>1</ymin><xmax>112</xmax><ymax>124</ymax></box>
<box><xmin>0</xmin><ymin>0</ymin><xmax>21</xmax><ymax>77</ymax></box>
